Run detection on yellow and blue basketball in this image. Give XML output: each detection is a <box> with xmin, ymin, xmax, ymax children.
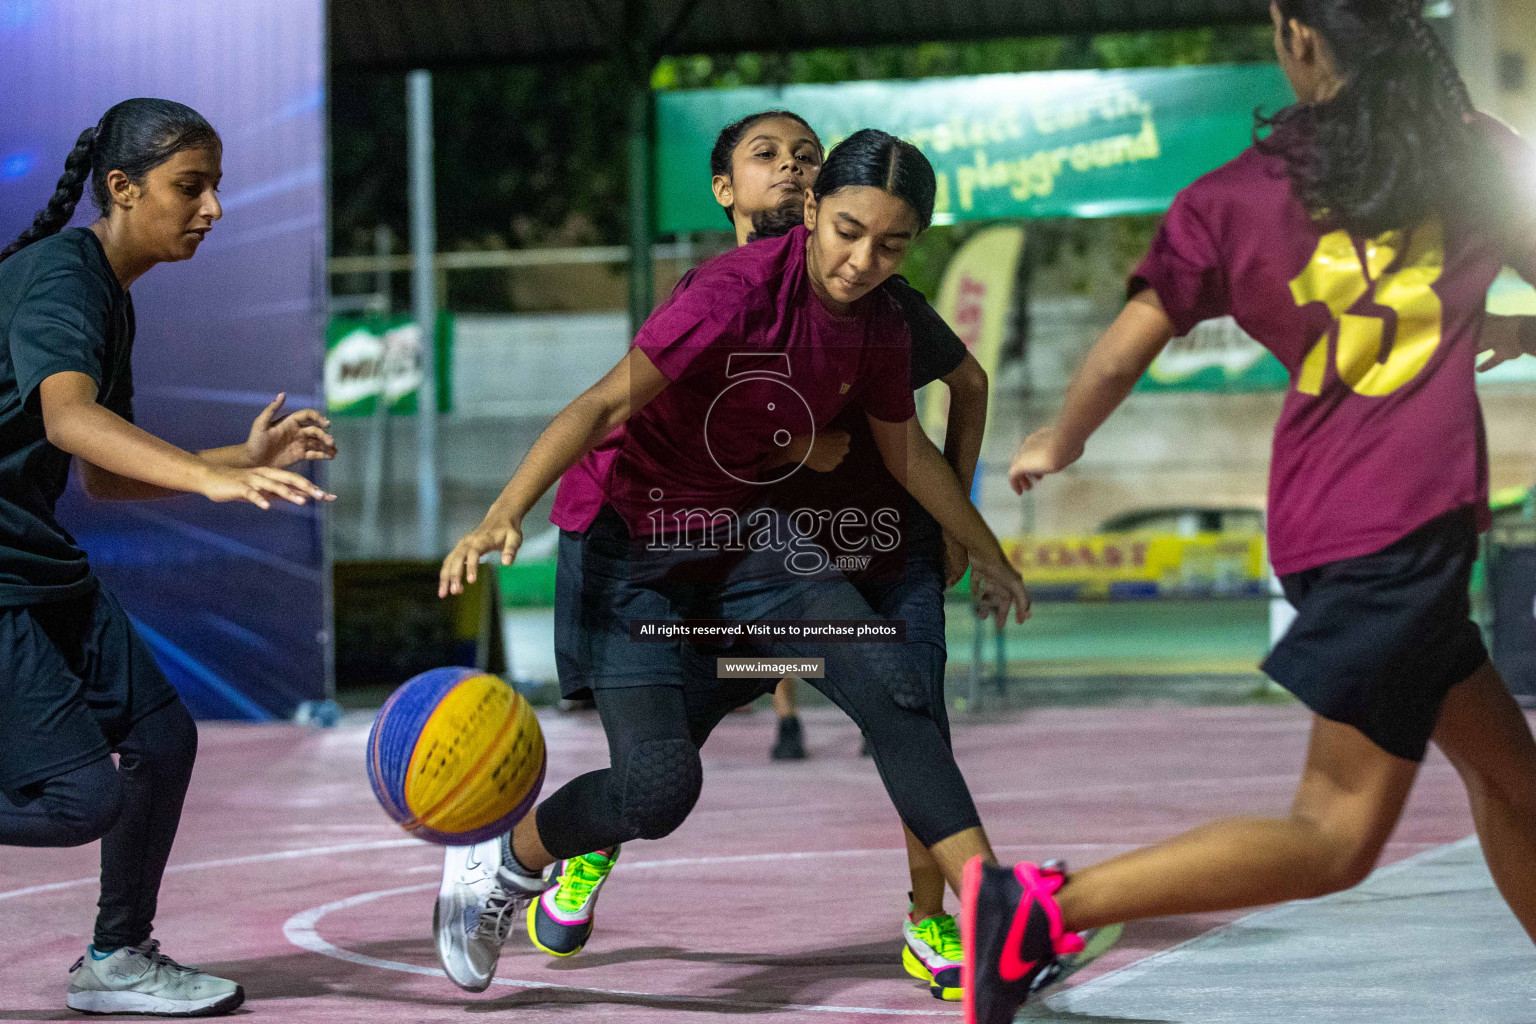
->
<box><xmin>366</xmin><ymin>667</ymin><xmax>546</xmax><ymax>845</ymax></box>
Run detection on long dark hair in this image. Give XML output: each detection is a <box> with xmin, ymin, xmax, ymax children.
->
<box><xmin>710</xmin><ymin>109</ymin><xmax>822</xmax><ymax>227</ymax></box>
<box><xmin>0</xmin><ymin>98</ymin><xmax>220</xmax><ymax>263</ymax></box>
<box><xmin>812</xmin><ymin>129</ymin><xmax>937</xmax><ymax>233</ymax></box>
<box><xmin>1257</xmin><ymin>0</ymin><xmax>1489</xmax><ymax>237</ymax></box>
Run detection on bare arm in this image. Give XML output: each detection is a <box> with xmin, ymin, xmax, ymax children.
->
<box><xmin>1008</xmin><ymin>290</ymin><xmax>1176</xmax><ymax>493</ymax></box>
<box><xmin>439</xmin><ymin>347</ymin><xmax>672</xmax><ymax>596</ymax></box>
<box><xmin>79</xmin><ymin>391</ymin><xmax>337</xmax><ymax>500</ymax></box>
<box><xmin>40</xmin><ymin>372</ymin><xmax>331</xmax><ymax>509</ymax></box>
<box><xmin>936</xmin><ymin>352</ymin><xmax>989</xmax><ymax>585</ymax></box>
<box><xmin>867</xmin><ymin>413</ymin><xmax>1030</xmax><ymax>623</ymax></box>
<box><xmin>939</xmin><ymin>352</ymin><xmax>988</xmax><ymax>492</ymax></box>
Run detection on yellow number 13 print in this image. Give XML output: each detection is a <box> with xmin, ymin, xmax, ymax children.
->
<box><xmin>1289</xmin><ymin>219</ymin><xmax>1445</xmax><ymax>397</ymax></box>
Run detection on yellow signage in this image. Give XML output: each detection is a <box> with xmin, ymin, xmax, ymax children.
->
<box><xmin>1001</xmin><ymin>532</ymin><xmax>1268</xmax><ymax>600</ymax></box>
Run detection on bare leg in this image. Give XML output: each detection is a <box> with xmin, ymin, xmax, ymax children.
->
<box><xmin>773</xmin><ymin>677</ymin><xmax>798</xmax><ymax>718</ymax></box>
<box><xmin>511</xmin><ymin>808</ymin><xmax>556</xmax><ymax>874</ymax></box>
<box><xmin>1056</xmin><ymin>715</ymin><xmax>1419</xmax><ymax>931</ymax></box>
<box><xmin>931</xmin><ymin>826</ymin><xmax>997</xmax><ymax>896</ymax></box>
<box><xmin>906</xmin><ymin>825</ymin><xmax>948</xmax><ymax>919</ymax></box>
<box><xmin>1431</xmin><ymin>661</ymin><xmax>1536</xmax><ymax>943</ymax></box>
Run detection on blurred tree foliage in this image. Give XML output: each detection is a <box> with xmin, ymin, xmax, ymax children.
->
<box><xmin>330</xmin><ymin>24</ymin><xmax>1274</xmax><ymax>302</ymax></box>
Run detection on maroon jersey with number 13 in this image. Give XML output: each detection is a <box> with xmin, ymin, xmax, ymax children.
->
<box><xmin>1132</xmin><ymin>119</ymin><xmax>1536</xmax><ymax>576</ymax></box>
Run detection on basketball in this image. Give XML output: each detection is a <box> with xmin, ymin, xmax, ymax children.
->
<box><xmin>366</xmin><ymin>667</ymin><xmax>546</xmax><ymax>845</ymax></box>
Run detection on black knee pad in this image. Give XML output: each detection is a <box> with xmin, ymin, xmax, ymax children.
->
<box><xmin>617</xmin><ymin>739</ymin><xmax>702</xmax><ymax>840</ymax></box>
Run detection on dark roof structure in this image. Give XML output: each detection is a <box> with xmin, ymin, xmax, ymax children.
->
<box><xmin>330</xmin><ymin>0</ymin><xmax>1272</xmax><ymax>72</ymax></box>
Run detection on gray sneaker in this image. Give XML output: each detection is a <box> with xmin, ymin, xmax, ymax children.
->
<box><xmin>432</xmin><ymin>835</ymin><xmax>545</xmax><ymax>993</ymax></box>
<box><xmin>65</xmin><ymin>941</ymin><xmax>244</xmax><ymax>1016</ymax></box>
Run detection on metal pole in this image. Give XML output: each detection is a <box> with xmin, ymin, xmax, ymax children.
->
<box><xmin>360</xmin><ymin>224</ymin><xmax>392</xmax><ymax>556</ymax></box>
<box><xmin>625</xmin><ymin>46</ymin><xmax>655</xmax><ymax>336</ymax></box>
<box><xmin>407</xmin><ymin>70</ymin><xmax>441</xmax><ymax>558</ymax></box>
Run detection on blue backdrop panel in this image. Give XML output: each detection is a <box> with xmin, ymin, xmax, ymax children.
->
<box><xmin>0</xmin><ymin>0</ymin><xmax>330</xmax><ymax>719</ymax></box>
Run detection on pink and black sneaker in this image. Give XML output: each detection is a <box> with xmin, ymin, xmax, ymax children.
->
<box><xmin>960</xmin><ymin>859</ymin><xmax>1085</xmax><ymax>1024</ymax></box>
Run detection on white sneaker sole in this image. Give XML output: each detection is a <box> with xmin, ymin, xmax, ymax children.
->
<box><xmin>433</xmin><ymin>886</ymin><xmax>495</xmax><ymax>993</ymax></box>
<box><xmin>66</xmin><ymin>985</ymin><xmax>245</xmax><ymax>1016</ymax></box>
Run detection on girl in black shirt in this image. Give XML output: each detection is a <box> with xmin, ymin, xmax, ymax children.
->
<box><xmin>0</xmin><ymin>98</ymin><xmax>334</xmax><ymax>1017</ymax></box>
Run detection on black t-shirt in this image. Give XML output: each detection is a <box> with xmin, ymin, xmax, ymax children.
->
<box><xmin>881</xmin><ymin>274</ymin><xmax>966</xmax><ymax>391</ymax></box>
<box><xmin>0</xmin><ymin>228</ymin><xmax>134</xmax><ymax>606</ymax></box>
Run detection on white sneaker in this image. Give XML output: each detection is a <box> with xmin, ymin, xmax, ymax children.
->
<box><xmin>65</xmin><ymin>940</ymin><xmax>244</xmax><ymax>1016</ymax></box>
<box><xmin>432</xmin><ymin>835</ymin><xmax>545</xmax><ymax>992</ymax></box>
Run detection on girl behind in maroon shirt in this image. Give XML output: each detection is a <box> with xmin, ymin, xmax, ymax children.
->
<box><xmin>963</xmin><ymin>3</ymin><xmax>1536</xmax><ymax>1021</ymax></box>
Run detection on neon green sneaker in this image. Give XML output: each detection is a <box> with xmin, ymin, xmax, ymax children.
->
<box><xmin>902</xmin><ymin>909</ymin><xmax>963</xmax><ymax>1001</ymax></box>
<box><xmin>526</xmin><ymin>847</ymin><xmax>619</xmax><ymax>957</ymax></box>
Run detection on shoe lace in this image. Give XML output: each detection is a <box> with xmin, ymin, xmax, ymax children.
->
<box><xmin>916</xmin><ymin>914</ymin><xmax>963</xmax><ymax>963</ymax></box>
<box><xmin>475</xmin><ymin>887</ymin><xmax>526</xmax><ymax>943</ymax></box>
<box><xmin>553</xmin><ymin>853</ymin><xmax>612</xmax><ymax>915</ymax></box>
<box><xmin>128</xmin><ymin>940</ymin><xmax>196</xmax><ymax>974</ymax></box>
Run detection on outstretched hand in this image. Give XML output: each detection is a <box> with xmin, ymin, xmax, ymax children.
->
<box><xmin>1008</xmin><ymin>426</ymin><xmax>1082</xmax><ymax>494</ymax></box>
<box><xmin>200</xmin><ymin>465</ymin><xmax>334</xmax><ymax>510</ymax></box>
<box><xmin>968</xmin><ymin>552</ymin><xmax>1031</xmax><ymax>626</ymax></box>
<box><xmin>245</xmin><ymin>393</ymin><xmax>337</xmax><ymax>469</ymax></box>
<box><xmin>440</xmin><ymin>517</ymin><xmax>522</xmax><ymax>598</ymax></box>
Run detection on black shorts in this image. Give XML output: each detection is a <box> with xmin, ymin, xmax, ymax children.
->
<box><xmin>553</xmin><ymin>504</ymin><xmax>949</xmax><ymax>708</ymax></box>
<box><xmin>1262</xmin><ymin>507</ymin><xmax>1488</xmax><ymax>762</ymax></box>
<box><xmin>0</xmin><ymin>584</ymin><xmax>180</xmax><ymax>790</ymax></box>
<box><xmin>553</xmin><ymin>507</ymin><xmax>758</xmax><ymax>701</ymax></box>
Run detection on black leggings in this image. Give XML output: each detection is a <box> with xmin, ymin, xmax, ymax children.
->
<box><xmin>0</xmin><ymin>699</ymin><xmax>197</xmax><ymax>950</ymax></box>
<box><xmin>535</xmin><ymin>653</ymin><xmax>978</xmax><ymax>859</ymax></box>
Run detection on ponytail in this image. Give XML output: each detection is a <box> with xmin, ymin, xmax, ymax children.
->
<box><xmin>0</xmin><ymin>127</ymin><xmax>97</xmax><ymax>263</ymax></box>
<box><xmin>0</xmin><ymin>98</ymin><xmax>219</xmax><ymax>264</ymax></box>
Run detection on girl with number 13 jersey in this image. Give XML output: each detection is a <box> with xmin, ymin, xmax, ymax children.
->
<box><xmin>963</xmin><ymin>3</ymin><xmax>1536</xmax><ymax>1022</ymax></box>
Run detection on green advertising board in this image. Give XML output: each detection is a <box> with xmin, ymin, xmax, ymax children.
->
<box><xmin>324</xmin><ymin>313</ymin><xmax>453</xmax><ymax>415</ymax></box>
<box><xmin>656</xmin><ymin>64</ymin><xmax>1293</xmax><ymax>234</ymax></box>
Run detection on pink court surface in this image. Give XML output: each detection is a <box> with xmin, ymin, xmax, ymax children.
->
<box><xmin>0</xmin><ymin>703</ymin><xmax>1492</xmax><ymax>1022</ymax></box>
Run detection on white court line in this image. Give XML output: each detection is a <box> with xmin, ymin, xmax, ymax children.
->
<box><xmin>283</xmin><ymin>883</ymin><xmax>960</xmax><ymax>1018</ymax></box>
<box><xmin>0</xmin><ymin>837</ymin><xmax>419</xmax><ymax>902</ymax></box>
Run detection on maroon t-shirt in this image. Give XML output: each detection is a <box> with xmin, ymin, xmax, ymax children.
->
<box><xmin>1133</xmin><ymin>120</ymin><xmax>1536</xmax><ymax>576</ymax></box>
<box><xmin>551</xmin><ymin>227</ymin><xmax>915</xmax><ymax>537</ymax></box>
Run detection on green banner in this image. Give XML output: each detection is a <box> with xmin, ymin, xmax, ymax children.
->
<box><xmin>324</xmin><ymin>313</ymin><xmax>453</xmax><ymax>415</ymax></box>
<box><xmin>1135</xmin><ymin>317</ymin><xmax>1290</xmax><ymax>393</ymax></box>
<box><xmin>655</xmin><ymin>64</ymin><xmax>1293</xmax><ymax>234</ymax></box>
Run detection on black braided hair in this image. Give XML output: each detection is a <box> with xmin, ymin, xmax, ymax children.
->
<box><xmin>710</xmin><ymin>110</ymin><xmax>822</xmax><ymax>227</ymax></box>
<box><xmin>1</xmin><ymin>98</ymin><xmax>220</xmax><ymax>263</ymax></box>
<box><xmin>0</xmin><ymin>127</ymin><xmax>97</xmax><ymax>263</ymax></box>
<box><xmin>1256</xmin><ymin>0</ymin><xmax>1495</xmax><ymax>237</ymax></box>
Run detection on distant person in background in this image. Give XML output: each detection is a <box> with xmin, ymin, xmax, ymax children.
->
<box><xmin>0</xmin><ymin>98</ymin><xmax>335</xmax><ymax>1017</ymax></box>
<box><xmin>964</xmin><ymin>3</ymin><xmax>1536</xmax><ymax>1022</ymax></box>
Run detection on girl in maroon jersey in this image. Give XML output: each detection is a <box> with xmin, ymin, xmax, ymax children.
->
<box><xmin>963</xmin><ymin>3</ymin><xmax>1536</xmax><ymax>1021</ymax></box>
